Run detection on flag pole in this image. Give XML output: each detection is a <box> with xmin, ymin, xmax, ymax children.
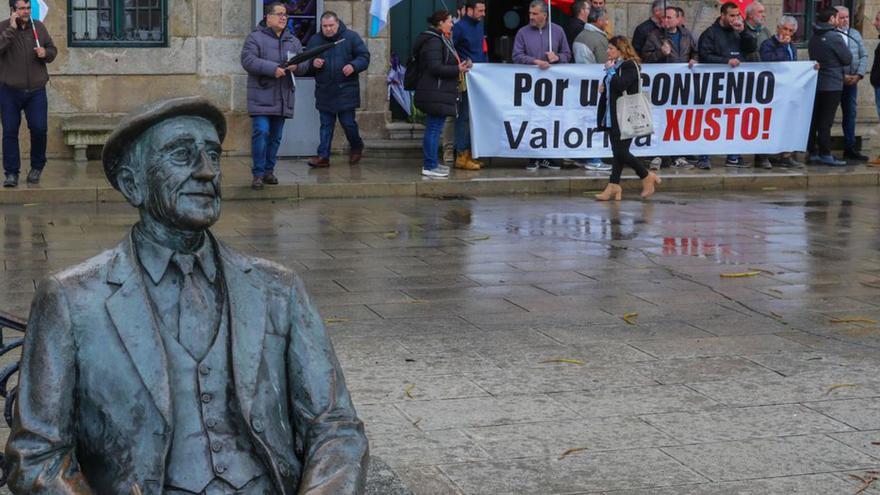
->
<box><xmin>547</xmin><ymin>0</ymin><xmax>552</xmax><ymax>50</ymax></box>
<box><xmin>31</xmin><ymin>21</ymin><xmax>40</xmax><ymax>48</ymax></box>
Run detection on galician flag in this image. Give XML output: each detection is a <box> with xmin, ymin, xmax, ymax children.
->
<box><xmin>31</xmin><ymin>0</ymin><xmax>49</xmax><ymax>22</ymax></box>
<box><xmin>369</xmin><ymin>0</ymin><xmax>403</xmax><ymax>37</ymax></box>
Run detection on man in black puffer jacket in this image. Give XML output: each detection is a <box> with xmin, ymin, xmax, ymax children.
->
<box><xmin>695</xmin><ymin>1</ymin><xmax>757</xmax><ymax>170</ymax></box>
<box><xmin>306</xmin><ymin>12</ymin><xmax>370</xmax><ymax>168</ymax></box>
<box><xmin>807</xmin><ymin>8</ymin><xmax>852</xmax><ymax>166</ymax></box>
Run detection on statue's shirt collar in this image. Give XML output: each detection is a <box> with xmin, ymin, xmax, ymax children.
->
<box><xmin>132</xmin><ymin>226</ymin><xmax>218</xmax><ymax>285</ymax></box>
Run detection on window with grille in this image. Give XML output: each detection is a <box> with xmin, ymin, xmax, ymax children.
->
<box><xmin>783</xmin><ymin>0</ymin><xmax>854</xmax><ymax>46</ymax></box>
<box><xmin>68</xmin><ymin>0</ymin><xmax>167</xmax><ymax>47</ymax></box>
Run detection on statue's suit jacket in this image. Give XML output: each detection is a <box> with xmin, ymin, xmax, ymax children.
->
<box><xmin>5</xmin><ymin>231</ymin><xmax>369</xmax><ymax>495</ymax></box>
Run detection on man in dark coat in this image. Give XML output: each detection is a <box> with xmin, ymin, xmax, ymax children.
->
<box><xmin>632</xmin><ymin>0</ymin><xmax>664</xmax><ymax>57</ymax></box>
<box><xmin>695</xmin><ymin>1</ymin><xmax>756</xmax><ymax>170</ymax></box>
<box><xmin>760</xmin><ymin>15</ymin><xmax>805</xmax><ymax>169</ymax></box>
<box><xmin>240</xmin><ymin>2</ymin><xmax>309</xmax><ymax>190</ymax></box>
<box><xmin>5</xmin><ymin>97</ymin><xmax>369</xmax><ymax>495</ymax></box>
<box><xmin>807</xmin><ymin>7</ymin><xmax>852</xmax><ymax>166</ymax></box>
<box><xmin>564</xmin><ymin>0</ymin><xmax>590</xmax><ymax>50</ymax></box>
<box><xmin>306</xmin><ymin>11</ymin><xmax>370</xmax><ymax>168</ymax></box>
<box><xmin>869</xmin><ymin>10</ymin><xmax>880</xmax><ymax>165</ymax></box>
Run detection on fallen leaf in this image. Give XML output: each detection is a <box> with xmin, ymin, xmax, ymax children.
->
<box><xmin>829</xmin><ymin>317</ymin><xmax>878</xmax><ymax>324</ymax></box>
<box><xmin>826</xmin><ymin>383</ymin><xmax>856</xmax><ymax>394</ymax></box>
<box><xmin>409</xmin><ymin>299</ymin><xmax>428</xmax><ymax>304</ymax></box>
<box><xmin>463</xmin><ymin>235</ymin><xmax>491</xmax><ymax>242</ymax></box>
<box><xmin>324</xmin><ymin>317</ymin><xmax>349</xmax><ymax>324</ymax></box>
<box><xmin>22</xmin><ymin>203</ymin><xmax>42</xmax><ymax>207</ymax></box>
<box><xmin>539</xmin><ymin>359</ymin><xmax>585</xmax><ymax>366</ymax></box>
<box><xmin>622</xmin><ymin>312</ymin><xmax>638</xmax><ymax>325</ymax></box>
<box><xmin>558</xmin><ymin>447</ymin><xmax>588</xmax><ymax>460</ymax></box>
<box><xmin>383</xmin><ymin>231</ymin><xmax>400</xmax><ymax>239</ymax></box>
<box><xmin>412</xmin><ymin>417</ymin><xmax>423</xmax><ymax>426</ymax></box>
<box><xmin>404</xmin><ymin>384</ymin><xmax>416</xmax><ymax>399</ymax></box>
<box><xmin>870</xmin><ymin>441</ymin><xmax>880</xmax><ymax>446</ymax></box>
<box><xmin>719</xmin><ymin>271</ymin><xmax>762</xmax><ymax>278</ymax></box>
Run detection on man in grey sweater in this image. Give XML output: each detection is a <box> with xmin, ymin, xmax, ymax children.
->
<box><xmin>835</xmin><ymin>6</ymin><xmax>870</xmax><ymax>161</ymax></box>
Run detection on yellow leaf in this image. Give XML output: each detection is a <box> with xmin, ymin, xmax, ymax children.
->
<box><xmin>622</xmin><ymin>312</ymin><xmax>638</xmax><ymax>325</ymax></box>
<box><xmin>409</xmin><ymin>299</ymin><xmax>428</xmax><ymax>304</ymax></box>
<box><xmin>404</xmin><ymin>384</ymin><xmax>416</xmax><ymax>399</ymax></box>
<box><xmin>22</xmin><ymin>203</ymin><xmax>42</xmax><ymax>207</ymax></box>
<box><xmin>539</xmin><ymin>359</ymin><xmax>585</xmax><ymax>366</ymax></box>
<box><xmin>558</xmin><ymin>447</ymin><xmax>588</xmax><ymax>460</ymax></box>
<box><xmin>720</xmin><ymin>271</ymin><xmax>762</xmax><ymax>278</ymax></box>
<box><xmin>463</xmin><ymin>235</ymin><xmax>491</xmax><ymax>242</ymax></box>
<box><xmin>826</xmin><ymin>383</ymin><xmax>856</xmax><ymax>394</ymax></box>
<box><xmin>383</xmin><ymin>231</ymin><xmax>400</xmax><ymax>239</ymax></box>
<box><xmin>829</xmin><ymin>317</ymin><xmax>878</xmax><ymax>324</ymax></box>
<box><xmin>324</xmin><ymin>317</ymin><xmax>349</xmax><ymax>324</ymax></box>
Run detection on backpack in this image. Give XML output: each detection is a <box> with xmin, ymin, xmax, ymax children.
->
<box><xmin>403</xmin><ymin>31</ymin><xmax>441</xmax><ymax>91</ymax></box>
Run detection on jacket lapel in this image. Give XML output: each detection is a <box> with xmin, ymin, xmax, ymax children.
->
<box><xmin>218</xmin><ymin>240</ymin><xmax>267</xmax><ymax>421</ymax></box>
<box><xmin>105</xmin><ymin>235</ymin><xmax>172</xmax><ymax>425</ymax></box>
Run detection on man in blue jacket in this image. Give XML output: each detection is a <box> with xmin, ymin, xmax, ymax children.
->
<box><xmin>759</xmin><ymin>16</ymin><xmax>805</xmax><ymax>169</ymax></box>
<box><xmin>451</xmin><ymin>0</ymin><xmax>486</xmax><ymax>170</ymax></box>
<box><xmin>307</xmin><ymin>12</ymin><xmax>370</xmax><ymax>168</ymax></box>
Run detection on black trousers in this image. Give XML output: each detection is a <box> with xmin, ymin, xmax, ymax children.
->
<box><xmin>807</xmin><ymin>90</ymin><xmax>842</xmax><ymax>156</ymax></box>
<box><xmin>609</xmin><ymin>131</ymin><xmax>649</xmax><ymax>184</ymax></box>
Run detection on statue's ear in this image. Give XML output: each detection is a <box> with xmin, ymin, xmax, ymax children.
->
<box><xmin>116</xmin><ymin>166</ymin><xmax>144</xmax><ymax>207</ymax></box>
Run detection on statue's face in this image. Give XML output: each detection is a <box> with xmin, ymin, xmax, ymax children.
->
<box><xmin>139</xmin><ymin>116</ymin><xmax>222</xmax><ymax>231</ymax></box>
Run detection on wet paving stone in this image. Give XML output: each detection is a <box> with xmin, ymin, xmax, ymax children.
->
<box><xmin>4</xmin><ymin>188</ymin><xmax>880</xmax><ymax>494</ymax></box>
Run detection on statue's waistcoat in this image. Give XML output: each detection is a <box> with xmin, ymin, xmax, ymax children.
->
<box><xmin>158</xmin><ymin>297</ymin><xmax>266</xmax><ymax>493</ymax></box>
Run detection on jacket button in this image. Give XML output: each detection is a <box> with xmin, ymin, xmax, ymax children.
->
<box><xmin>206</xmin><ymin>418</ymin><xmax>217</xmax><ymax>429</ymax></box>
<box><xmin>252</xmin><ymin>418</ymin><xmax>264</xmax><ymax>433</ymax></box>
<box><xmin>199</xmin><ymin>364</ymin><xmax>211</xmax><ymax>375</ymax></box>
<box><xmin>212</xmin><ymin>442</ymin><xmax>223</xmax><ymax>453</ymax></box>
<box><xmin>201</xmin><ymin>393</ymin><xmax>213</xmax><ymax>403</ymax></box>
<box><xmin>214</xmin><ymin>464</ymin><xmax>227</xmax><ymax>474</ymax></box>
<box><xmin>279</xmin><ymin>461</ymin><xmax>290</xmax><ymax>477</ymax></box>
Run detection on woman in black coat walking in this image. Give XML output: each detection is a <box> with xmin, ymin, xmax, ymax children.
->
<box><xmin>595</xmin><ymin>36</ymin><xmax>661</xmax><ymax>200</ymax></box>
<box><xmin>413</xmin><ymin>10</ymin><xmax>471</xmax><ymax>178</ymax></box>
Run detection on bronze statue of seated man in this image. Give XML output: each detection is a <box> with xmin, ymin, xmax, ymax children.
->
<box><xmin>4</xmin><ymin>97</ymin><xmax>369</xmax><ymax>495</ymax></box>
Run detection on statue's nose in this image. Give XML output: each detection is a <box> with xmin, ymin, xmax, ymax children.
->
<box><xmin>192</xmin><ymin>150</ymin><xmax>216</xmax><ymax>181</ymax></box>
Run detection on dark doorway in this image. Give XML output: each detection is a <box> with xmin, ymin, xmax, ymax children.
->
<box><xmin>486</xmin><ymin>1</ymin><xmax>573</xmax><ymax>62</ymax></box>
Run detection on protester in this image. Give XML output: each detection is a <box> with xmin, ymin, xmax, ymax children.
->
<box><xmin>595</xmin><ymin>36</ymin><xmax>661</xmax><ymax>201</ymax></box>
<box><xmin>808</xmin><ymin>7</ymin><xmax>852</xmax><ymax>166</ymax></box>
<box><xmin>572</xmin><ymin>7</ymin><xmax>612</xmax><ymax>172</ymax></box>
<box><xmin>759</xmin><ymin>16</ymin><xmax>805</xmax><ymax>169</ymax></box>
<box><xmin>870</xmin><ymin>11</ymin><xmax>880</xmax><ymax>166</ymax></box>
<box><xmin>452</xmin><ymin>0</ymin><xmax>487</xmax><ymax>171</ymax></box>
<box><xmin>240</xmin><ymin>1</ymin><xmax>308</xmax><ymax>190</ymax></box>
<box><xmin>513</xmin><ymin>0</ymin><xmax>571</xmax><ymax>170</ymax></box>
<box><xmin>743</xmin><ymin>2</ymin><xmax>771</xmax><ymax>62</ymax></box>
<box><xmin>565</xmin><ymin>1</ymin><xmax>590</xmax><ymax>49</ymax></box>
<box><xmin>642</xmin><ymin>6</ymin><xmax>697</xmax><ymax>170</ymax></box>
<box><xmin>590</xmin><ymin>0</ymin><xmax>614</xmax><ymax>38</ymax></box>
<box><xmin>306</xmin><ymin>11</ymin><xmax>370</xmax><ymax>169</ymax></box>
<box><xmin>0</xmin><ymin>0</ymin><xmax>56</xmax><ymax>188</ymax></box>
<box><xmin>632</xmin><ymin>0</ymin><xmax>665</xmax><ymax>57</ymax></box>
<box><xmin>696</xmin><ymin>1</ymin><xmax>756</xmax><ymax>170</ymax></box>
<box><xmin>835</xmin><ymin>6</ymin><xmax>870</xmax><ymax>162</ymax></box>
<box><xmin>413</xmin><ymin>10</ymin><xmax>471</xmax><ymax>178</ymax></box>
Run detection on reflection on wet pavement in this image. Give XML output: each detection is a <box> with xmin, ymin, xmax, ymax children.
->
<box><xmin>3</xmin><ymin>189</ymin><xmax>880</xmax><ymax>493</ymax></box>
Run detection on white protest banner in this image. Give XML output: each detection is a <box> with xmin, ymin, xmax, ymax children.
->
<box><xmin>467</xmin><ymin>62</ymin><xmax>817</xmax><ymax>159</ymax></box>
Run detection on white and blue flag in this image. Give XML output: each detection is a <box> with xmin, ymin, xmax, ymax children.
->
<box><xmin>31</xmin><ymin>0</ymin><xmax>49</xmax><ymax>22</ymax></box>
<box><xmin>369</xmin><ymin>0</ymin><xmax>403</xmax><ymax>37</ymax></box>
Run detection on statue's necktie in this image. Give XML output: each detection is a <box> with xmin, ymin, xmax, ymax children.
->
<box><xmin>173</xmin><ymin>253</ymin><xmax>212</xmax><ymax>360</ymax></box>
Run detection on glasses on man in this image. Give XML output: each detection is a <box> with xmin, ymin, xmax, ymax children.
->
<box><xmin>268</xmin><ymin>12</ymin><xmax>288</xmax><ymax>18</ymax></box>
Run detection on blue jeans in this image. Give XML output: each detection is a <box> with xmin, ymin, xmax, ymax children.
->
<box><xmin>317</xmin><ymin>110</ymin><xmax>363</xmax><ymax>159</ymax></box>
<box><xmin>841</xmin><ymin>83</ymin><xmax>858</xmax><ymax>149</ymax></box>
<box><xmin>455</xmin><ymin>93</ymin><xmax>470</xmax><ymax>152</ymax></box>
<box><xmin>0</xmin><ymin>85</ymin><xmax>48</xmax><ymax>175</ymax></box>
<box><xmin>422</xmin><ymin>114</ymin><xmax>446</xmax><ymax>170</ymax></box>
<box><xmin>699</xmin><ymin>155</ymin><xmax>741</xmax><ymax>162</ymax></box>
<box><xmin>251</xmin><ymin>115</ymin><xmax>286</xmax><ymax>177</ymax></box>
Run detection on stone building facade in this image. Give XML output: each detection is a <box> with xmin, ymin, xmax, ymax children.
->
<box><xmin>8</xmin><ymin>0</ymin><xmax>880</xmax><ymax>158</ymax></box>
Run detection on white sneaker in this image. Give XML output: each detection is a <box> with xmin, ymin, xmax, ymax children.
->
<box><xmin>649</xmin><ymin>157</ymin><xmax>662</xmax><ymax>170</ymax></box>
<box><xmin>586</xmin><ymin>162</ymin><xmax>612</xmax><ymax>172</ymax></box>
<box><xmin>422</xmin><ymin>167</ymin><xmax>449</xmax><ymax>178</ymax></box>
<box><xmin>673</xmin><ymin>157</ymin><xmax>694</xmax><ymax>169</ymax></box>
<box><xmin>545</xmin><ymin>160</ymin><xmax>561</xmax><ymax>170</ymax></box>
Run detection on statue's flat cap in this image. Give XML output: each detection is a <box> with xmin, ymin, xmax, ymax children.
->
<box><xmin>102</xmin><ymin>96</ymin><xmax>227</xmax><ymax>189</ymax></box>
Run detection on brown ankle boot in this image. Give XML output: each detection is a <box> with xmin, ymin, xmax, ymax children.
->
<box><xmin>595</xmin><ymin>183</ymin><xmax>622</xmax><ymax>201</ymax></box>
<box><xmin>640</xmin><ymin>172</ymin><xmax>662</xmax><ymax>199</ymax></box>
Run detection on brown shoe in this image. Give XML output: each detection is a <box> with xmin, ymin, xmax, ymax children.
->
<box><xmin>349</xmin><ymin>148</ymin><xmax>363</xmax><ymax>165</ymax></box>
<box><xmin>263</xmin><ymin>172</ymin><xmax>279</xmax><ymax>185</ymax></box>
<box><xmin>454</xmin><ymin>150</ymin><xmax>481</xmax><ymax>170</ymax></box>
<box><xmin>308</xmin><ymin>156</ymin><xmax>330</xmax><ymax>168</ymax></box>
<box><xmin>640</xmin><ymin>172</ymin><xmax>662</xmax><ymax>199</ymax></box>
<box><xmin>869</xmin><ymin>157</ymin><xmax>880</xmax><ymax>167</ymax></box>
<box><xmin>594</xmin><ymin>183</ymin><xmax>622</xmax><ymax>201</ymax></box>
<box><xmin>251</xmin><ymin>176</ymin><xmax>264</xmax><ymax>190</ymax></box>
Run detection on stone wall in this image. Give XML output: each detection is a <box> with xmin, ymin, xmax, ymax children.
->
<box><xmin>7</xmin><ymin>0</ymin><xmax>880</xmax><ymax>159</ymax></box>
